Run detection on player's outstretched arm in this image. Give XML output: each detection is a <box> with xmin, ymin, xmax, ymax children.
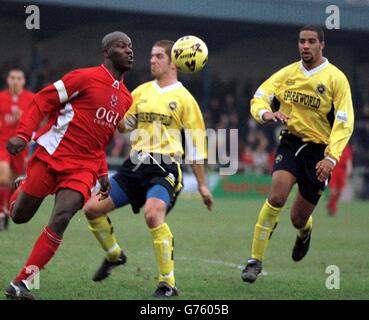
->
<box><xmin>16</xmin><ymin>71</ymin><xmax>85</xmax><ymax>143</ymax></box>
<box><xmin>190</xmin><ymin>162</ymin><xmax>213</xmax><ymax>211</ymax></box>
<box><xmin>118</xmin><ymin>113</ymin><xmax>137</xmax><ymax>133</ymax></box>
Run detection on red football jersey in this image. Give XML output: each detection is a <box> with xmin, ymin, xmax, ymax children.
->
<box><xmin>16</xmin><ymin>65</ymin><xmax>132</xmax><ymax>177</ymax></box>
<box><xmin>0</xmin><ymin>89</ymin><xmax>34</xmax><ymax>142</ymax></box>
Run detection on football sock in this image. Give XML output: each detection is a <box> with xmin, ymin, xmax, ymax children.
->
<box><xmin>15</xmin><ymin>226</ymin><xmax>62</xmax><ymax>282</ymax></box>
<box><xmin>251</xmin><ymin>199</ymin><xmax>282</xmax><ymax>262</ymax></box>
<box><xmin>150</xmin><ymin>223</ymin><xmax>175</xmax><ymax>288</ymax></box>
<box><xmin>327</xmin><ymin>193</ymin><xmax>339</xmax><ymax>214</ymax></box>
<box><xmin>88</xmin><ymin>215</ymin><xmax>122</xmax><ymax>261</ymax></box>
<box><xmin>298</xmin><ymin>215</ymin><xmax>313</xmax><ymax>238</ymax></box>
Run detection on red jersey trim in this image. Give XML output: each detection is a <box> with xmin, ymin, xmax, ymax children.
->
<box><xmin>16</xmin><ymin>134</ymin><xmax>30</xmax><ymax>143</ymax></box>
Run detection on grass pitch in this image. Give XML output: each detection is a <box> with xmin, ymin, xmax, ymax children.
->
<box><xmin>1</xmin><ymin>195</ymin><xmax>368</xmax><ymax>300</ymax></box>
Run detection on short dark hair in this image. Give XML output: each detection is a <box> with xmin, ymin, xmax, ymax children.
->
<box><xmin>300</xmin><ymin>25</ymin><xmax>325</xmax><ymax>42</ymax></box>
<box><xmin>153</xmin><ymin>40</ymin><xmax>174</xmax><ymax>61</ymax></box>
<box><xmin>7</xmin><ymin>67</ymin><xmax>25</xmax><ymax>76</ymax></box>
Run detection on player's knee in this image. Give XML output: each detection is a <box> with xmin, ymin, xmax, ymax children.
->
<box><xmin>144</xmin><ymin>210</ymin><xmax>159</xmax><ymax>227</ymax></box>
<box><xmin>11</xmin><ymin>215</ymin><xmax>27</xmax><ymax>224</ymax></box>
<box><xmin>144</xmin><ymin>202</ymin><xmax>165</xmax><ymax>228</ymax></box>
<box><xmin>83</xmin><ymin>199</ymin><xmax>111</xmax><ymax>220</ymax></box>
<box><xmin>84</xmin><ymin>208</ymin><xmax>99</xmax><ymax>220</ymax></box>
<box><xmin>11</xmin><ymin>208</ymin><xmax>31</xmax><ymax>224</ymax></box>
<box><xmin>84</xmin><ymin>202</ymin><xmax>101</xmax><ymax>220</ymax></box>
<box><xmin>268</xmin><ymin>194</ymin><xmax>287</xmax><ymax>208</ymax></box>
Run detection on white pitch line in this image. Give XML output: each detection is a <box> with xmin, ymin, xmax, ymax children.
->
<box><xmin>136</xmin><ymin>251</ymin><xmax>268</xmax><ymax>276</ymax></box>
<box><xmin>176</xmin><ymin>256</ymin><xmax>245</xmax><ymax>270</ymax></box>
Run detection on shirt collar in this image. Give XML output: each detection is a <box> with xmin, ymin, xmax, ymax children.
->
<box><xmin>299</xmin><ymin>58</ymin><xmax>329</xmax><ymax>77</ymax></box>
<box><xmin>153</xmin><ymin>80</ymin><xmax>182</xmax><ymax>93</ymax></box>
<box><xmin>101</xmin><ymin>64</ymin><xmax>122</xmax><ymax>89</ymax></box>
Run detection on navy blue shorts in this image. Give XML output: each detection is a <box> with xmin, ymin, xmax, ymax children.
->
<box><xmin>109</xmin><ymin>177</ymin><xmax>171</xmax><ymax>209</ymax></box>
<box><xmin>112</xmin><ymin>152</ymin><xmax>183</xmax><ymax>214</ymax></box>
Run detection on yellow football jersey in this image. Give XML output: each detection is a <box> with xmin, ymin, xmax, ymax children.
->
<box><xmin>124</xmin><ymin>80</ymin><xmax>207</xmax><ymax>160</ymax></box>
<box><xmin>251</xmin><ymin>59</ymin><xmax>354</xmax><ymax>161</ymax></box>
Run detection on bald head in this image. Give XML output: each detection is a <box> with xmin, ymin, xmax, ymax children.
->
<box><xmin>102</xmin><ymin>31</ymin><xmax>134</xmax><ymax>77</ymax></box>
<box><xmin>102</xmin><ymin>31</ymin><xmax>131</xmax><ymax>51</ymax></box>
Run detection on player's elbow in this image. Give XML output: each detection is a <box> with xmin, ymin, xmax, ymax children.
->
<box><xmin>349</xmin><ymin>125</ymin><xmax>354</xmax><ymax>136</ymax></box>
<box><xmin>250</xmin><ymin>104</ymin><xmax>263</xmax><ymax>123</ymax></box>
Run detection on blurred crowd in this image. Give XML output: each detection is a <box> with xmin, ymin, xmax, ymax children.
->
<box><xmin>1</xmin><ymin>57</ymin><xmax>369</xmax><ymax>198</ymax></box>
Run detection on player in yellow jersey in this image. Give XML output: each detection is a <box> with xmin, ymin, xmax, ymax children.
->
<box><xmin>83</xmin><ymin>40</ymin><xmax>213</xmax><ymax>297</ymax></box>
<box><xmin>241</xmin><ymin>25</ymin><xmax>354</xmax><ymax>283</ymax></box>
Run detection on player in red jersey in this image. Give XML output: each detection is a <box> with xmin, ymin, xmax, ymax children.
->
<box><xmin>327</xmin><ymin>144</ymin><xmax>353</xmax><ymax>216</ymax></box>
<box><xmin>4</xmin><ymin>31</ymin><xmax>134</xmax><ymax>300</ymax></box>
<box><xmin>0</xmin><ymin>68</ymin><xmax>34</xmax><ymax>231</ymax></box>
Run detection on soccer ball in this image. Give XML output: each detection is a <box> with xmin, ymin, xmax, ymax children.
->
<box><xmin>171</xmin><ymin>35</ymin><xmax>208</xmax><ymax>73</ymax></box>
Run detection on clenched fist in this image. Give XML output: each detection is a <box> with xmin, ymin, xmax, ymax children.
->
<box><xmin>7</xmin><ymin>136</ymin><xmax>27</xmax><ymax>156</ymax></box>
